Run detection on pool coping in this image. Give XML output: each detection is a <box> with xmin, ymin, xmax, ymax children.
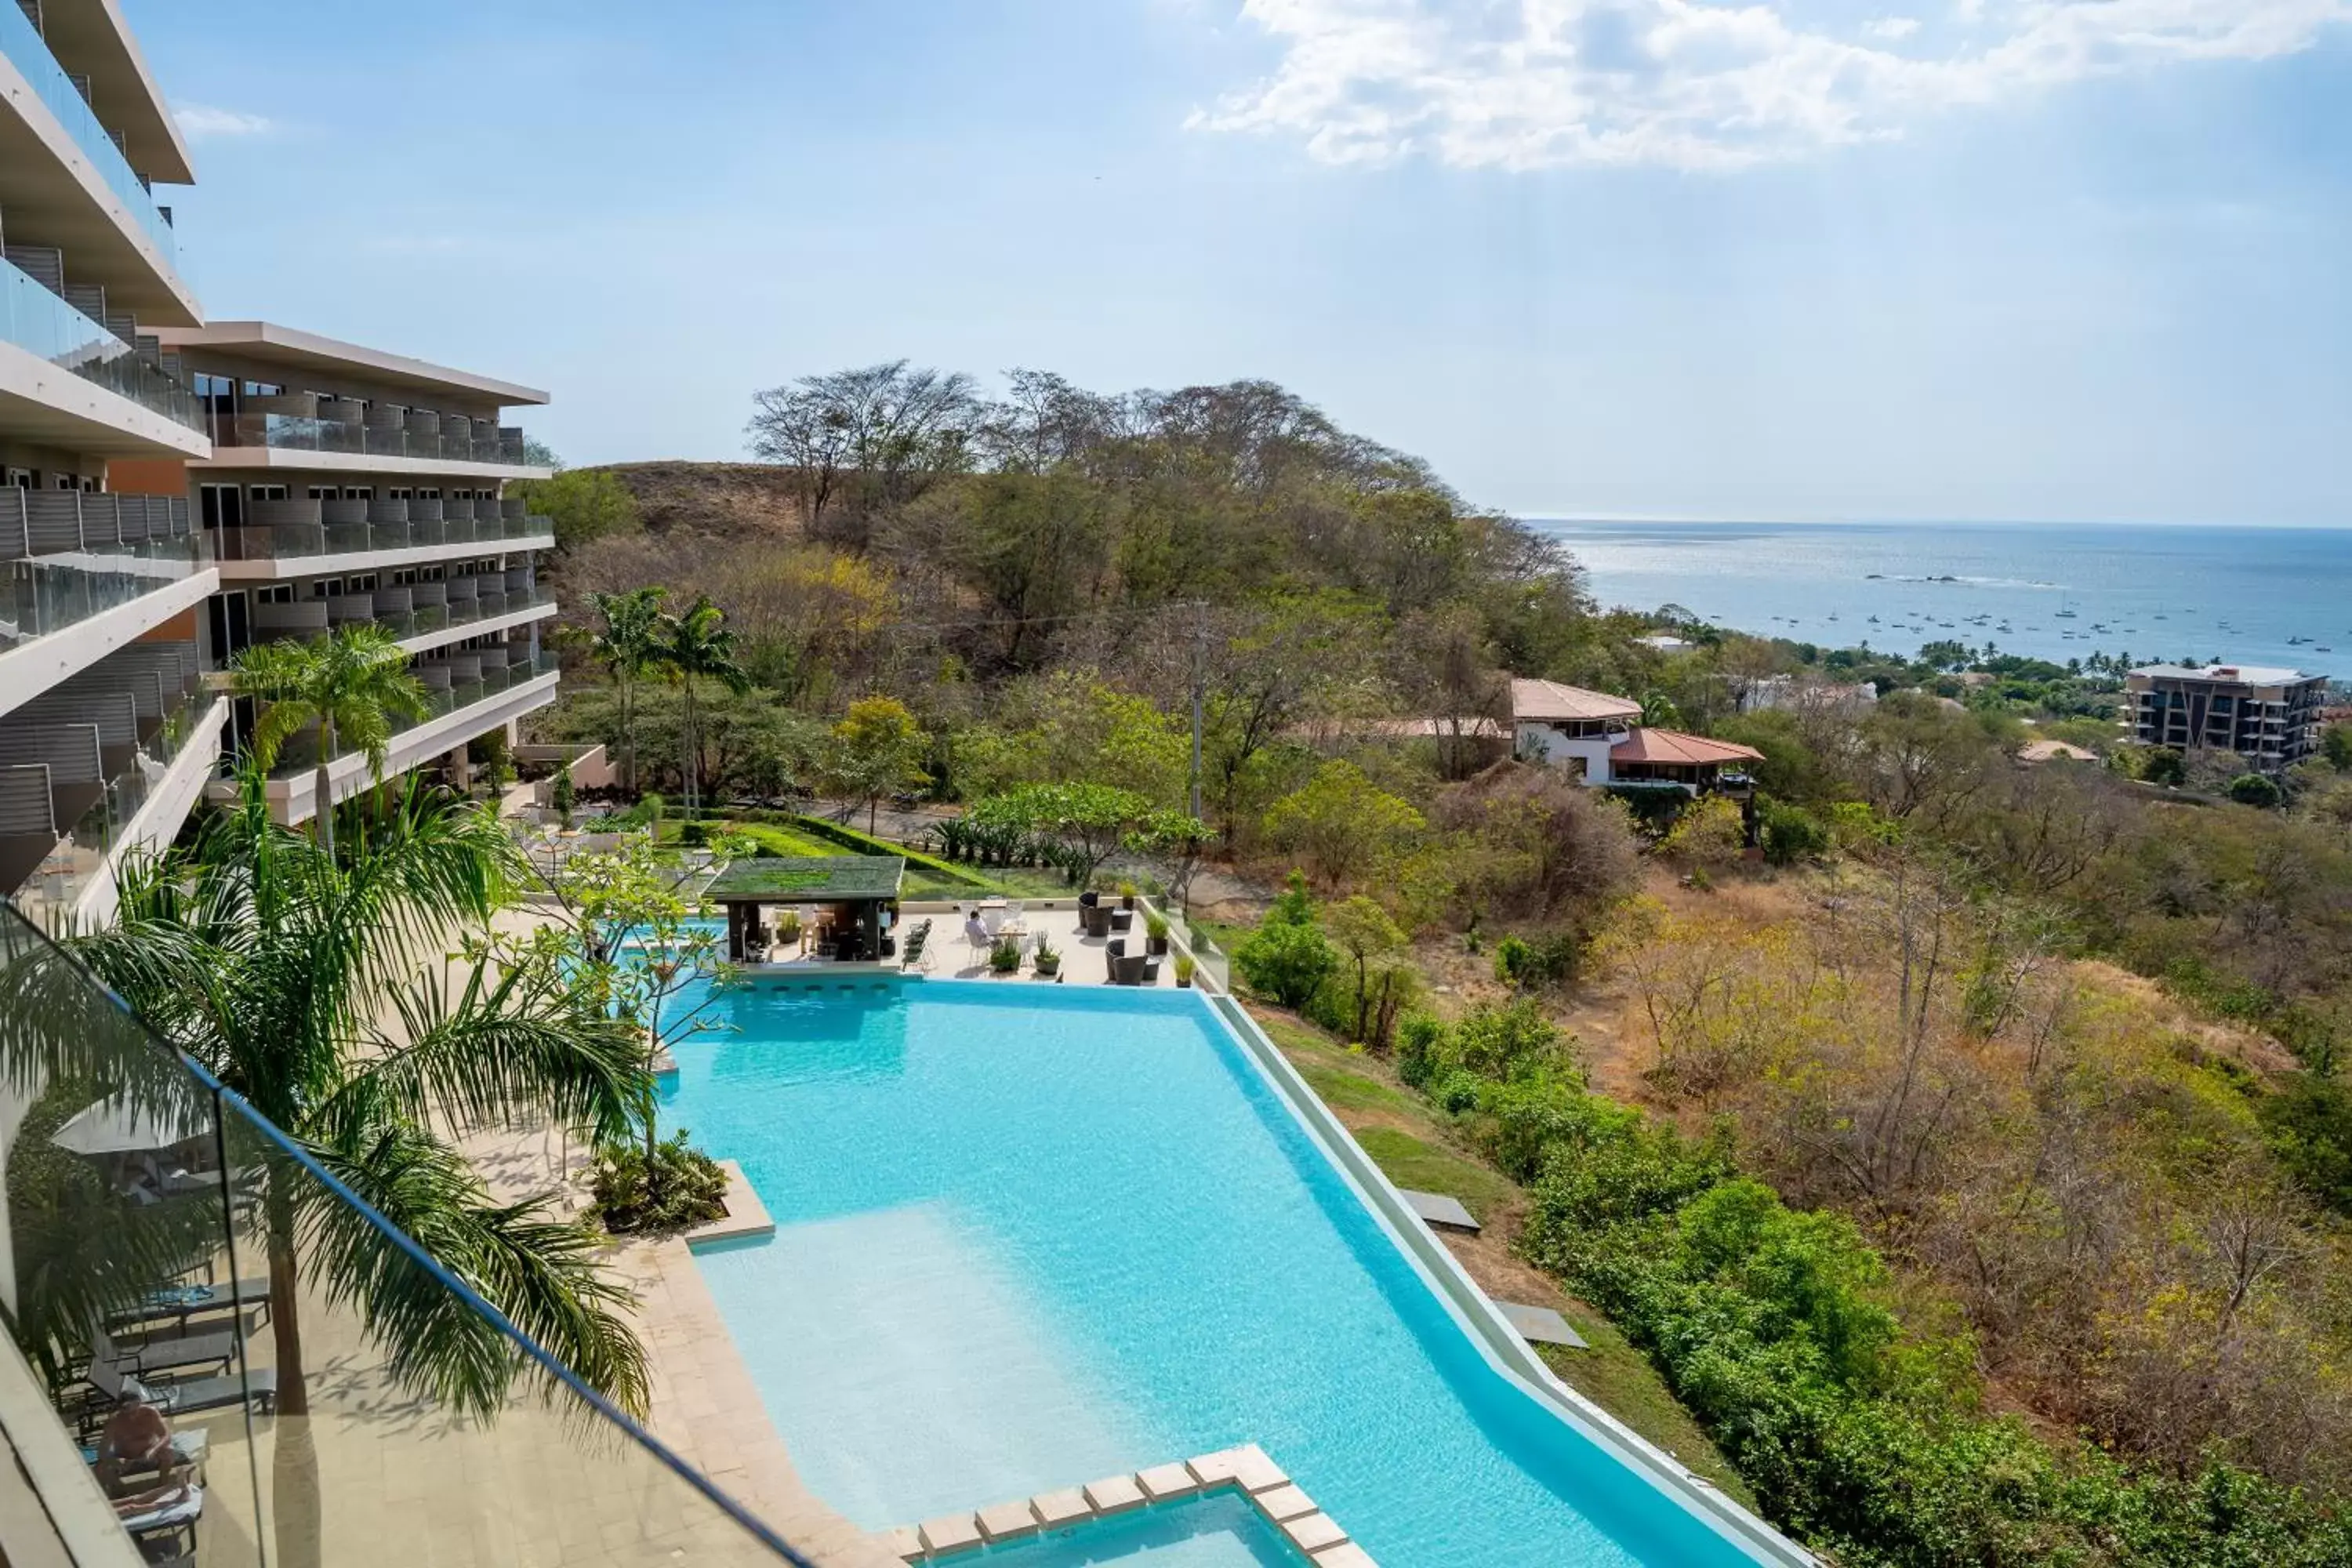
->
<box><xmin>1201</xmin><ymin>992</ymin><xmax>1821</xmax><ymax>1568</ymax></box>
<box><xmin>880</xmin><ymin>1444</ymin><xmax>1375</xmax><ymax>1566</ymax></box>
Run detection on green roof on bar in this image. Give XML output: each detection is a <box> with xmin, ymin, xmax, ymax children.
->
<box><xmin>704</xmin><ymin>855</ymin><xmax>906</xmax><ymax>902</ymax></box>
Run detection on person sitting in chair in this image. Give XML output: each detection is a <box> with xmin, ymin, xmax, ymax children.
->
<box><xmin>97</xmin><ymin>1392</ymin><xmax>180</xmax><ymax>1490</ymax></box>
<box><xmin>964</xmin><ymin>912</ymin><xmax>992</xmax><ymax>949</ymax></box>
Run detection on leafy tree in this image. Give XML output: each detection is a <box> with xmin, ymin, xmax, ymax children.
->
<box><xmin>828</xmin><ymin>695</ymin><xmax>931</xmax><ymax>831</ymax></box>
<box><xmin>1263</xmin><ymin>760</ymin><xmax>1425</xmax><ymax>889</ymax></box>
<box><xmin>1760</xmin><ymin>798</ymin><xmax>1830</xmax><ymax>865</ymax></box>
<box><xmin>2258</xmin><ymin>1075</ymin><xmax>2352</xmax><ymax>1218</ymax></box>
<box><xmin>2141</xmin><ymin>745</ymin><xmax>2187</xmax><ymax>786</ymax></box>
<box><xmin>515</xmin><ymin>468</ymin><xmax>639</xmax><ymax>552</ymax></box>
<box><xmin>2324</xmin><ymin>723</ymin><xmax>2352</xmax><ymax>772</ymax></box>
<box><xmin>550</xmin><ymin>765</ymin><xmax>575</xmax><ymax>828</ymax></box>
<box><xmin>1321</xmin><ymin>895</ymin><xmax>1410</xmax><ymax>1046</ymax></box>
<box><xmin>229</xmin><ymin>625</ymin><xmax>427</xmax><ymax>860</ymax></box>
<box><xmin>1124</xmin><ymin>809</ymin><xmax>1213</xmax><ymax>914</ymax></box>
<box><xmin>978</xmin><ymin>781</ymin><xmax>1151</xmax><ymax>887</ymax></box>
<box><xmin>569</xmin><ymin>586</ymin><xmax>668</xmax><ymax>796</ymax></box>
<box><xmin>2229</xmin><ymin>772</ymin><xmax>2285</xmax><ymax>809</ymax></box>
<box><xmin>654</xmin><ymin>593</ymin><xmax>751</xmax><ymax>816</ymax></box>
<box><xmin>1233</xmin><ymin>910</ymin><xmax>1339</xmax><ymax>1011</ymax></box>
<box><xmin>22</xmin><ymin>775</ymin><xmax>652</xmax><ymax>1445</ymax></box>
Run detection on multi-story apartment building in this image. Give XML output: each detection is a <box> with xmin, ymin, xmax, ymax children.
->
<box><xmin>148</xmin><ymin>321</ymin><xmax>560</xmax><ymax>826</ymax></box>
<box><xmin>2126</xmin><ymin>662</ymin><xmax>2328</xmax><ymax>771</ymax></box>
<box><xmin>2</xmin><ymin>0</ymin><xmax>222</xmax><ymax>927</ymax></box>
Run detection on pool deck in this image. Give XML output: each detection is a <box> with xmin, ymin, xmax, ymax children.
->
<box><xmin>851</xmin><ymin>901</ymin><xmax>1189</xmax><ymax>989</ymax></box>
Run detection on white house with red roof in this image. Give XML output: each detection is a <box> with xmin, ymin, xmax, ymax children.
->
<box><xmin>1511</xmin><ymin>678</ymin><xmax>1763</xmax><ymax>794</ymax></box>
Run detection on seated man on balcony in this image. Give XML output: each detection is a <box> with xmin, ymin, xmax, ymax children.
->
<box><xmin>96</xmin><ymin>1392</ymin><xmax>183</xmax><ymax>1490</ymax></box>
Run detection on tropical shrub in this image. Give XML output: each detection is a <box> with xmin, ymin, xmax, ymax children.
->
<box><xmin>1759</xmin><ymin>798</ymin><xmax>1829</xmax><ymax>865</ymax></box>
<box><xmin>590</xmin><ymin>1131</ymin><xmax>728</xmax><ymax>1236</ymax></box>
<box><xmin>1234</xmin><ymin>917</ymin><xmax>1338</xmax><ymax>1011</ymax></box>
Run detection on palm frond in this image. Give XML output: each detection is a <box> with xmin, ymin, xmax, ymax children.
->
<box><xmin>300</xmin><ymin>1124</ymin><xmax>650</xmax><ymax>1420</ymax></box>
<box><xmin>324</xmin><ymin>955</ymin><xmax>647</xmax><ymax>1148</ymax></box>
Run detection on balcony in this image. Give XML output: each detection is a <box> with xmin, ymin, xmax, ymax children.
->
<box><xmin>252</xmin><ymin>583</ymin><xmax>557</xmax><ymax>648</ymax></box>
<box><xmin>0</xmin><ymin>0</ymin><xmax>185</xmax><ymax>278</ymax></box>
<box><xmin>209</xmin><ymin>503</ymin><xmax>554</xmax><ymax>566</ymax></box>
<box><xmin>208</xmin><ymin>410</ymin><xmax>537</xmax><ymax>468</ymax></box>
<box><xmin>2</xmin><ymin>252</ymin><xmax>205</xmax><ymax>434</ymax></box>
<box><xmin>4</xmin><ymin>685</ymin><xmax>224</xmax><ymax>928</ymax></box>
<box><xmin>0</xmin><ymin>903</ymin><xmax>811</xmax><ymax>1568</ymax></box>
<box><xmin>2</xmin><ymin>491</ymin><xmax>212</xmax><ymax>688</ymax></box>
<box><xmin>246</xmin><ymin>651</ymin><xmax>561</xmax><ymax>824</ymax></box>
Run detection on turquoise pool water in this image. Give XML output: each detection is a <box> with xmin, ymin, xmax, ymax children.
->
<box><xmin>666</xmin><ymin>981</ymin><xmax>1765</xmax><ymax>1568</ymax></box>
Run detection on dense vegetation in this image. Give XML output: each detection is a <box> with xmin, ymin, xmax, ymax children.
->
<box><xmin>522</xmin><ymin>363</ymin><xmax>2352</xmax><ymax>1564</ymax></box>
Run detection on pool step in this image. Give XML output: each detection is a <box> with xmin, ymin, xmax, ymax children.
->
<box><xmin>879</xmin><ymin>1443</ymin><xmax>1376</xmax><ymax>1565</ymax></box>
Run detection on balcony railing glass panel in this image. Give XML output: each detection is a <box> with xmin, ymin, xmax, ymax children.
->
<box><xmin>9</xmin><ymin>691</ymin><xmax>219</xmax><ymax>920</ymax></box>
<box><xmin>1</xmin><ymin>257</ymin><xmax>205</xmax><ymax>429</ymax></box>
<box><xmin>207</xmin><ymin>519</ymin><xmax>553</xmax><ymax>562</ymax></box>
<box><xmin>0</xmin><ymin>3</ymin><xmax>186</xmax><ymax>273</ymax></box>
<box><xmin>209</xmin><ymin>413</ymin><xmax>534</xmax><ymax>467</ymax></box>
<box><xmin>0</xmin><ymin>902</ymin><xmax>815</xmax><ymax>1568</ymax></box>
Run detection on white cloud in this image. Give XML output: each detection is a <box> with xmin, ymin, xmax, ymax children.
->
<box><xmin>172</xmin><ymin>103</ymin><xmax>273</xmax><ymax>140</ymax></box>
<box><xmin>1191</xmin><ymin>0</ymin><xmax>2351</xmax><ymax>171</ymax></box>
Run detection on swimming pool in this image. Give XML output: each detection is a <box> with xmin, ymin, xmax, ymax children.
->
<box><xmin>665</xmin><ymin>979</ymin><xmax>1794</xmax><ymax>1567</ymax></box>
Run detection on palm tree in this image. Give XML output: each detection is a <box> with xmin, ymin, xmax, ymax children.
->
<box><xmin>655</xmin><ymin>595</ymin><xmax>750</xmax><ymax>818</ymax></box>
<box><xmin>569</xmin><ymin>587</ymin><xmax>666</xmax><ymax>797</ymax></box>
<box><xmin>52</xmin><ymin>775</ymin><xmax>652</xmax><ymax>1432</ymax></box>
<box><xmin>229</xmin><ymin>626</ymin><xmax>428</xmax><ymax>859</ymax></box>
<box><xmin>1639</xmin><ymin>691</ymin><xmax>1684</xmax><ymax>728</ymax></box>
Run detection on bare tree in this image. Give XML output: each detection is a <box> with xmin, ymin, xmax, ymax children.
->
<box><xmin>745</xmin><ymin>361</ymin><xmax>981</xmax><ymax>548</ymax></box>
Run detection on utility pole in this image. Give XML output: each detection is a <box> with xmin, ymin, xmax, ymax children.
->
<box><xmin>1186</xmin><ymin>601</ymin><xmax>1208</xmax><ymax>822</ymax></box>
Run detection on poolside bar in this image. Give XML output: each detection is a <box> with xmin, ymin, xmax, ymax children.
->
<box><xmin>705</xmin><ymin>855</ymin><xmax>906</xmax><ymax>965</ymax></box>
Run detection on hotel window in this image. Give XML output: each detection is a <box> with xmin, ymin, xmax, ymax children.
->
<box><xmin>418</xmin><ymin>488</ymin><xmax>441</xmax><ymax>501</ymax></box>
<box><xmin>348</xmin><ymin>573</ymin><xmax>378</xmax><ymax>592</ymax></box>
<box><xmin>387</xmin><ymin>487</ymin><xmax>413</xmax><ymax>502</ymax></box>
<box><xmin>390</xmin><ymin>568</ymin><xmax>418</xmax><ymax>586</ymax></box>
<box><xmin>307</xmin><ymin>485</ymin><xmax>339</xmax><ymax>500</ymax></box>
<box><xmin>310</xmin><ymin>579</ymin><xmax>341</xmax><ymax>598</ymax></box>
<box><xmin>241</xmin><ymin>381</ymin><xmax>281</xmax><ymax>397</ymax></box>
<box><xmin>255</xmin><ymin>584</ymin><xmax>295</xmax><ymax>605</ymax></box>
<box><xmin>53</xmin><ymin>474</ymin><xmax>77</xmax><ymax>490</ymax></box>
<box><xmin>250</xmin><ymin>484</ymin><xmax>289</xmax><ymax>502</ymax></box>
<box><xmin>198</xmin><ymin>483</ymin><xmax>244</xmax><ymax>529</ymax></box>
<box><xmin>4</xmin><ymin>467</ymin><xmax>30</xmax><ymax>488</ymax></box>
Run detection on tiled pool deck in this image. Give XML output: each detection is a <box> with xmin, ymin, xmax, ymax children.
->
<box><xmin>880</xmin><ymin>1445</ymin><xmax>1377</xmax><ymax>1566</ymax></box>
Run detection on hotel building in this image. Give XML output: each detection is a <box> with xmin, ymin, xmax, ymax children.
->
<box><xmin>2126</xmin><ymin>662</ymin><xmax>2328</xmax><ymax>771</ymax></box>
<box><xmin>154</xmin><ymin>321</ymin><xmax>560</xmax><ymax>826</ymax></box>
<box><xmin>2</xmin><ymin>0</ymin><xmax>217</xmax><ymax>927</ymax></box>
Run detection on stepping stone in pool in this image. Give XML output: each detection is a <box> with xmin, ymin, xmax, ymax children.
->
<box><xmin>1084</xmin><ymin>1475</ymin><xmax>1146</xmax><ymax>1514</ymax></box>
<box><xmin>1136</xmin><ymin>1462</ymin><xmax>1202</xmax><ymax>1502</ymax></box>
<box><xmin>1281</xmin><ymin>1512</ymin><xmax>1349</xmax><ymax>1555</ymax></box>
<box><xmin>1032</xmin><ymin>1487</ymin><xmax>1092</xmax><ymax>1528</ymax></box>
<box><xmin>1310</xmin><ymin>1547</ymin><xmax>1379</xmax><ymax>1568</ymax></box>
<box><xmin>1399</xmin><ymin>1188</ymin><xmax>1481</xmax><ymax>1233</ymax></box>
<box><xmin>1497</xmin><ymin>1300</ymin><xmax>1590</xmax><ymax>1349</ymax></box>
<box><xmin>1251</xmin><ymin>1483</ymin><xmax>1319</xmax><ymax>1523</ymax></box>
<box><xmin>976</xmin><ymin>1500</ymin><xmax>1040</xmax><ymax>1542</ymax></box>
<box><xmin>917</xmin><ymin>1514</ymin><xmax>983</xmax><ymax>1554</ymax></box>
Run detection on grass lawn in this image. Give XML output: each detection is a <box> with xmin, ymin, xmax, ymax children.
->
<box><xmin>1248</xmin><ymin>1001</ymin><xmax>1753</xmax><ymax>1506</ymax></box>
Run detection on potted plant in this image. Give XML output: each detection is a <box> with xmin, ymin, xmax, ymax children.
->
<box><xmin>1174</xmin><ymin>953</ymin><xmax>1197</xmax><ymax>989</ymax></box>
<box><xmin>1144</xmin><ymin>911</ymin><xmax>1171</xmax><ymax>956</ymax></box>
<box><xmin>775</xmin><ymin>910</ymin><xmax>802</xmax><ymax>949</ymax></box>
<box><xmin>989</xmin><ymin>934</ymin><xmax>1022</xmax><ymax>975</ymax></box>
<box><xmin>1119</xmin><ymin>880</ymin><xmax>1139</xmax><ymax>910</ymax></box>
<box><xmin>1033</xmin><ymin>936</ymin><xmax>1061</xmax><ymax>978</ymax></box>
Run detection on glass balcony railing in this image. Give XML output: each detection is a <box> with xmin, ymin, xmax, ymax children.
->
<box><xmin>209</xmin><ymin>515</ymin><xmax>554</xmax><ymax>561</ymax></box>
<box><xmin>379</xmin><ymin>589</ymin><xmax>557</xmax><ymax>641</ymax></box>
<box><xmin>7</xmin><ymin>691</ymin><xmax>219</xmax><ymax>920</ymax></box>
<box><xmin>0</xmin><ymin>4</ymin><xmax>185</xmax><ymax>274</ymax></box>
<box><xmin>3</xmin><ymin>504</ymin><xmax>209</xmax><ymax>656</ymax></box>
<box><xmin>1</xmin><ymin>257</ymin><xmax>205</xmax><ymax>430</ymax></box>
<box><xmin>263</xmin><ymin>653</ymin><xmax>559</xmax><ymax>779</ymax></box>
<box><xmin>210</xmin><ymin>412</ymin><xmax>535</xmax><ymax>467</ymax></box>
<box><xmin>0</xmin><ymin>902</ymin><xmax>811</xmax><ymax>1568</ymax></box>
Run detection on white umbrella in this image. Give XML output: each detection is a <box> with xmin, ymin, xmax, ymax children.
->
<box><xmin>51</xmin><ymin>1095</ymin><xmax>205</xmax><ymax>1157</ymax></box>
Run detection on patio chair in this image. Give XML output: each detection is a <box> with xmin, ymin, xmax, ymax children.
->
<box><xmin>92</xmin><ymin>1325</ymin><xmax>239</xmax><ymax>1380</ymax></box>
<box><xmin>88</xmin><ymin>1358</ymin><xmax>278</xmax><ymax>1419</ymax></box>
<box><xmin>116</xmin><ymin>1480</ymin><xmax>203</xmax><ymax>1556</ymax></box>
<box><xmin>1079</xmin><ymin>904</ymin><xmax>1112</xmax><ymax>938</ymax></box>
<box><xmin>901</xmin><ymin>920</ymin><xmax>932</xmax><ymax>969</ymax></box>
<box><xmin>1109</xmin><ymin>951</ymin><xmax>1149</xmax><ymax>985</ymax></box>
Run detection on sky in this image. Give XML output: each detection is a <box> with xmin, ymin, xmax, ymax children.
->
<box><xmin>131</xmin><ymin>0</ymin><xmax>2352</xmax><ymax>526</ymax></box>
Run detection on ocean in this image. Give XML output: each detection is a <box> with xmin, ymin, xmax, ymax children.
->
<box><xmin>1530</xmin><ymin>520</ymin><xmax>2352</xmax><ymax>684</ymax></box>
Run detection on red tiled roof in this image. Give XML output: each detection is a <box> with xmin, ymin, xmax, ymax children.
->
<box><xmin>1609</xmin><ymin>728</ymin><xmax>1765</xmax><ymax>767</ymax></box>
<box><xmin>1511</xmin><ymin>678</ymin><xmax>1642</xmax><ymax>723</ymax></box>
